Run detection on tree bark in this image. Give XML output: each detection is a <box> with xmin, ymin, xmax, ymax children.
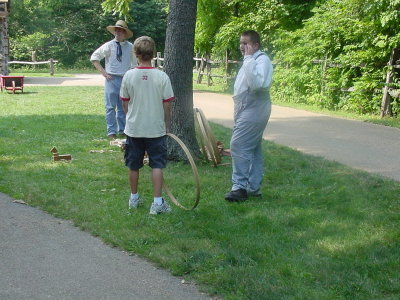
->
<box><xmin>0</xmin><ymin>11</ymin><xmax>10</xmax><ymax>75</ymax></box>
<box><xmin>164</xmin><ymin>0</ymin><xmax>199</xmax><ymax>160</ymax></box>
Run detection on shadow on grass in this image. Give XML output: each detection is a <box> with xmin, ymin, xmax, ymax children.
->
<box><xmin>1</xmin><ymin>91</ymin><xmax>40</xmax><ymax>95</ymax></box>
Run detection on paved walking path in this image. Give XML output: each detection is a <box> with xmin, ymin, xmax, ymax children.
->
<box><xmin>3</xmin><ymin>74</ymin><xmax>399</xmax><ymax>299</ymax></box>
<box><xmin>193</xmin><ymin>92</ymin><xmax>400</xmax><ymax>182</ymax></box>
<box><xmin>0</xmin><ymin>193</ymin><xmax>209</xmax><ymax>300</ymax></box>
<box><xmin>24</xmin><ymin>73</ymin><xmax>105</xmax><ymax>86</ymax></box>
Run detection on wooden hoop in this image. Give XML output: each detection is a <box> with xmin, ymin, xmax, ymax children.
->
<box><xmin>194</xmin><ymin>108</ymin><xmax>220</xmax><ymax>166</ymax></box>
<box><xmin>194</xmin><ymin>109</ymin><xmax>209</xmax><ymax>162</ymax></box>
<box><xmin>163</xmin><ymin>133</ymin><xmax>201</xmax><ymax>210</ymax></box>
<box><xmin>197</xmin><ymin>108</ymin><xmax>221</xmax><ymax>164</ymax></box>
<box><xmin>195</xmin><ymin>108</ymin><xmax>218</xmax><ymax>166</ymax></box>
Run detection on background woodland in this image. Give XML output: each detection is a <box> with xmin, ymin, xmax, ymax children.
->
<box><xmin>8</xmin><ymin>0</ymin><xmax>400</xmax><ymax>116</ymax></box>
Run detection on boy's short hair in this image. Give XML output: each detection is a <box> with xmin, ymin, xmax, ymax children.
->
<box><xmin>241</xmin><ymin>30</ymin><xmax>261</xmax><ymax>47</ymax></box>
<box><xmin>134</xmin><ymin>36</ymin><xmax>156</xmax><ymax>61</ymax></box>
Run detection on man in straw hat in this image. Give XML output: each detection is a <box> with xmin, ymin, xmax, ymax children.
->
<box><xmin>91</xmin><ymin>20</ymin><xmax>137</xmax><ymax>139</ymax></box>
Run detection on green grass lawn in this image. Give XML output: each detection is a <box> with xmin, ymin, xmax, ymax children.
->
<box><xmin>1</xmin><ymin>86</ymin><xmax>399</xmax><ymax>299</ymax></box>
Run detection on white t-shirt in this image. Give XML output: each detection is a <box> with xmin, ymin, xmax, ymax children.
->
<box><xmin>120</xmin><ymin>67</ymin><xmax>175</xmax><ymax>138</ymax></box>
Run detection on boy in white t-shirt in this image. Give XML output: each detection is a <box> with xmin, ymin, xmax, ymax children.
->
<box><xmin>120</xmin><ymin>36</ymin><xmax>175</xmax><ymax>215</ymax></box>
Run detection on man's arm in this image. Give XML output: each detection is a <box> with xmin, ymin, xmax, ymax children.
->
<box><xmin>243</xmin><ymin>55</ymin><xmax>272</xmax><ymax>91</ymax></box>
<box><xmin>92</xmin><ymin>60</ymin><xmax>112</xmax><ymax>80</ymax></box>
<box><xmin>90</xmin><ymin>42</ymin><xmax>112</xmax><ymax>79</ymax></box>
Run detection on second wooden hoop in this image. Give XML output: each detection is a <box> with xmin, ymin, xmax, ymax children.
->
<box><xmin>163</xmin><ymin>133</ymin><xmax>201</xmax><ymax>210</ymax></box>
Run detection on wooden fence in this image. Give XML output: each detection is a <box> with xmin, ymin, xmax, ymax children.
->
<box><xmin>152</xmin><ymin>52</ymin><xmax>240</xmax><ymax>86</ymax></box>
<box><xmin>380</xmin><ymin>48</ymin><xmax>400</xmax><ymax>117</ymax></box>
<box><xmin>8</xmin><ymin>59</ymin><xmax>59</xmax><ymax>75</ymax></box>
<box><xmin>312</xmin><ymin>49</ymin><xmax>400</xmax><ymax>117</ymax></box>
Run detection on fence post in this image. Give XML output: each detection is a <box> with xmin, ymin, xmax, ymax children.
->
<box><xmin>206</xmin><ymin>55</ymin><xmax>212</xmax><ymax>86</ymax></box>
<box><xmin>225</xmin><ymin>49</ymin><xmax>229</xmax><ymax>83</ymax></box>
<box><xmin>195</xmin><ymin>53</ymin><xmax>200</xmax><ymax>71</ymax></box>
<box><xmin>380</xmin><ymin>48</ymin><xmax>399</xmax><ymax>117</ymax></box>
<box><xmin>31</xmin><ymin>50</ymin><xmax>37</xmax><ymax>70</ymax></box>
<box><xmin>49</xmin><ymin>58</ymin><xmax>54</xmax><ymax>76</ymax></box>
<box><xmin>31</xmin><ymin>51</ymin><xmax>37</xmax><ymax>62</ymax></box>
<box><xmin>156</xmin><ymin>52</ymin><xmax>161</xmax><ymax>69</ymax></box>
<box><xmin>197</xmin><ymin>55</ymin><xmax>205</xmax><ymax>84</ymax></box>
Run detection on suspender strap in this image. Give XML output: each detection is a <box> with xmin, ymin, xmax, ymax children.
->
<box><xmin>254</xmin><ymin>52</ymin><xmax>265</xmax><ymax>60</ymax></box>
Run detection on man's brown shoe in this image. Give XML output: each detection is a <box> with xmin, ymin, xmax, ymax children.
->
<box><xmin>108</xmin><ymin>134</ymin><xmax>117</xmax><ymax>139</ymax></box>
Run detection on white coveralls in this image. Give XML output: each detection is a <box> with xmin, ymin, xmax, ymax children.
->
<box><xmin>230</xmin><ymin>50</ymin><xmax>273</xmax><ymax>192</ymax></box>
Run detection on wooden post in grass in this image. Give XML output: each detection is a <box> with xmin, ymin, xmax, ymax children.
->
<box><xmin>197</xmin><ymin>55</ymin><xmax>205</xmax><ymax>84</ymax></box>
<box><xmin>49</xmin><ymin>58</ymin><xmax>55</xmax><ymax>76</ymax></box>
<box><xmin>381</xmin><ymin>48</ymin><xmax>400</xmax><ymax>118</ymax></box>
<box><xmin>31</xmin><ymin>50</ymin><xmax>37</xmax><ymax>70</ymax></box>
<box><xmin>195</xmin><ymin>53</ymin><xmax>200</xmax><ymax>71</ymax></box>
<box><xmin>206</xmin><ymin>55</ymin><xmax>212</xmax><ymax>86</ymax></box>
<box><xmin>224</xmin><ymin>49</ymin><xmax>229</xmax><ymax>83</ymax></box>
<box><xmin>155</xmin><ymin>52</ymin><xmax>162</xmax><ymax>70</ymax></box>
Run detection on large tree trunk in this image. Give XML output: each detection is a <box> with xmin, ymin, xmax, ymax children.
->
<box><xmin>0</xmin><ymin>2</ymin><xmax>10</xmax><ymax>76</ymax></box>
<box><xmin>164</xmin><ymin>0</ymin><xmax>199</xmax><ymax>160</ymax></box>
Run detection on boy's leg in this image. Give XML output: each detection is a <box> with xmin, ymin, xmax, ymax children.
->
<box><xmin>129</xmin><ymin>169</ymin><xmax>139</xmax><ymax>194</ymax></box>
<box><xmin>147</xmin><ymin>137</ymin><xmax>171</xmax><ymax>214</ymax></box>
<box><xmin>151</xmin><ymin>168</ymin><xmax>163</xmax><ymax>197</ymax></box>
<box><xmin>128</xmin><ymin>169</ymin><xmax>142</xmax><ymax>209</ymax></box>
<box><xmin>125</xmin><ymin>137</ymin><xmax>145</xmax><ymax>208</ymax></box>
<box><xmin>149</xmin><ymin>167</ymin><xmax>171</xmax><ymax>214</ymax></box>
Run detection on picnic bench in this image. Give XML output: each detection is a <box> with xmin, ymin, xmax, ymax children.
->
<box><xmin>0</xmin><ymin>75</ymin><xmax>24</xmax><ymax>93</ymax></box>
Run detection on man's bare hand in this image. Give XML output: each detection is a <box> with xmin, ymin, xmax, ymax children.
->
<box><xmin>103</xmin><ymin>72</ymin><xmax>113</xmax><ymax>80</ymax></box>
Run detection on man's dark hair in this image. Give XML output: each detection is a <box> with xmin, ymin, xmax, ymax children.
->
<box><xmin>241</xmin><ymin>30</ymin><xmax>261</xmax><ymax>47</ymax></box>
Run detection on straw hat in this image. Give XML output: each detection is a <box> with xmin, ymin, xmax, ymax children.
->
<box><xmin>106</xmin><ymin>20</ymin><xmax>133</xmax><ymax>39</ymax></box>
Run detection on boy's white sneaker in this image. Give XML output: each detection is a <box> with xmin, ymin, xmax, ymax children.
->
<box><xmin>129</xmin><ymin>197</ymin><xmax>143</xmax><ymax>209</ymax></box>
<box><xmin>149</xmin><ymin>200</ymin><xmax>171</xmax><ymax>215</ymax></box>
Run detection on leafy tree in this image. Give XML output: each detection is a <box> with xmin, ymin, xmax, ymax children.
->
<box><xmin>272</xmin><ymin>0</ymin><xmax>400</xmax><ymax>115</ymax></box>
<box><xmin>129</xmin><ymin>0</ymin><xmax>168</xmax><ymax>53</ymax></box>
<box><xmin>195</xmin><ymin>0</ymin><xmax>318</xmax><ymax>59</ymax></box>
<box><xmin>8</xmin><ymin>0</ymin><xmax>168</xmax><ymax>67</ymax></box>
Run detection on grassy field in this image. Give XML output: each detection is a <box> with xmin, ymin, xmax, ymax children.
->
<box><xmin>1</xmin><ymin>86</ymin><xmax>399</xmax><ymax>299</ymax></box>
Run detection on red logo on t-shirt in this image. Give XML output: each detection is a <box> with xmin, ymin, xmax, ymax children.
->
<box><xmin>142</xmin><ymin>75</ymin><xmax>148</xmax><ymax>80</ymax></box>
